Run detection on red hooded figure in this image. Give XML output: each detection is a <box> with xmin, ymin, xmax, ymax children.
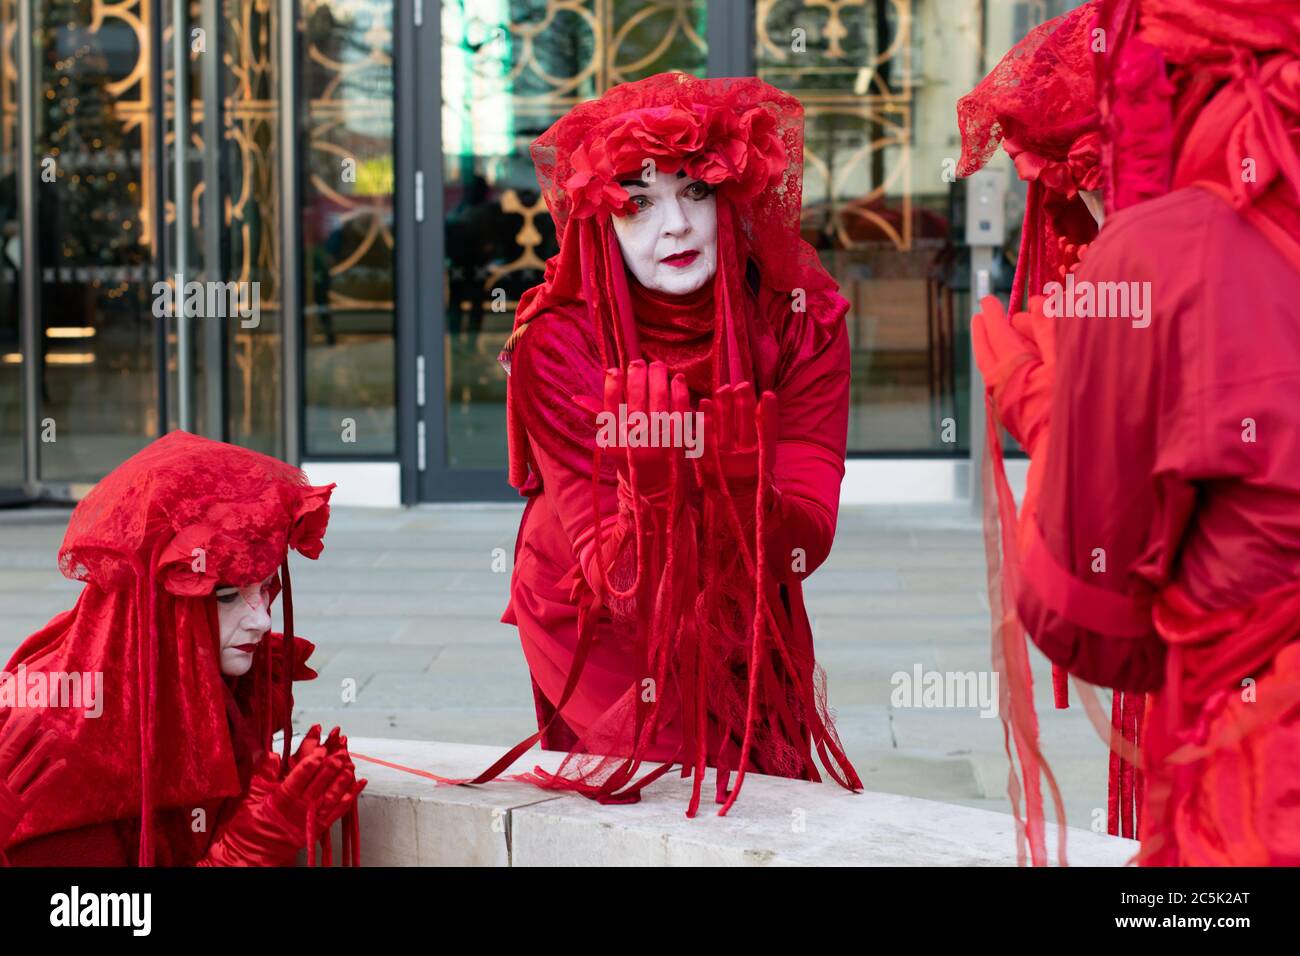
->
<box><xmin>477</xmin><ymin>74</ymin><xmax>862</xmax><ymax>815</ymax></box>
<box><xmin>0</xmin><ymin>431</ymin><xmax>365</xmax><ymax>866</ymax></box>
<box><xmin>977</xmin><ymin>0</ymin><xmax>1300</xmax><ymax>865</ymax></box>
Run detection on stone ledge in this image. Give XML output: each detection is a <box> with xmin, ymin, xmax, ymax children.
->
<box><xmin>315</xmin><ymin>737</ymin><xmax>1137</xmax><ymax>867</ymax></box>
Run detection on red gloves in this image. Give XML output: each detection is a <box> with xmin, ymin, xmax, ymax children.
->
<box><xmin>573</xmin><ymin>359</ymin><xmax>692</xmax><ymax>497</ymax></box>
<box><xmin>971</xmin><ymin>294</ymin><xmax>1057</xmax><ymax>460</ymax></box>
<box><xmin>972</xmin><ymin>294</ymin><xmax>1059</xmax><ymax>551</ymax></box>
<box><xmin>198</xmin><ymin>732</ymin><xmax>365</xmax><ymax>867</ymax></box>
<box><xmin>697</xmin><ymin>381</ymin><xmax>777</xmax><ymax>504</ymax></box>
<box><xmin>0</xmin><ymin>715</ymin><xmax>65</xmax><ymax>853</ymax></box>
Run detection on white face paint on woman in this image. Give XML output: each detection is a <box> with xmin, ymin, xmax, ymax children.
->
<box><xmin>1079</xmin><ymin>188</ymin><xmax>1104</xmax><ymax>228</ymax></box>
<box><xmin>215</xmin><ymin>576</ymin><xmax>274</xmax><ymax>677</ymax></box>
<box><xmin>610</xmin><ymin>170</ymin><xmax>718</xmax><ymax>296</ymax></box>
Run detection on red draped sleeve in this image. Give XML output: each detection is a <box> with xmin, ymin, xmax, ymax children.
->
<box><xmin>762</xmin><ymin>284</ymin><xmax>852</xmax><ymax>582</ymax></box>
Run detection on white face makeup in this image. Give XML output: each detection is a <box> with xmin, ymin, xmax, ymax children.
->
<box><xmin>610</xmin><ymin>171</ymin><xmax>718</xmax><ymax>296</ymax></box>
<box><xmin>1079</xmin><ymin>188</ymin><xmax>1104</xmax><ymax>228</ymax></box>
<box><xmin>215</xmin><ymin>576</ymin><xmax>274</xmax><ymax>677</ymax></box>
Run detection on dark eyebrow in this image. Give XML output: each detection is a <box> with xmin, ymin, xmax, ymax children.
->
<box><xmin>617</xmin><ymin>179</ymin><xmax>647</xmax><ymax>188</ymax></box>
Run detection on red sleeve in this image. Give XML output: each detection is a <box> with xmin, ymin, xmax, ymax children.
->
<box><xmin>1016</xmin><ymin>191</ymin><xmax>1208</xmax><ymax>691</ymax></box>
<box><xmin>510</xmin><ymin>309</ymin><xmax>638</xmax><ymax>591</ymax></box>
<box><xmin>764</xmin><ymin>286</ymin><xmax>851</xmax><ymax>582</ymax></box>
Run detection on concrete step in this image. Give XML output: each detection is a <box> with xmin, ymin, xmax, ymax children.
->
<box><xmin>319</xmin><ymin>737</ymin><xmax>1138</xmax><ymax>867</ymax></box>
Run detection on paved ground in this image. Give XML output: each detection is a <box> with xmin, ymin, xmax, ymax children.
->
<box><xmin>0</xmin><ymin>502</ymin><xmax>1113</xmax><ymax>832</ymax></box>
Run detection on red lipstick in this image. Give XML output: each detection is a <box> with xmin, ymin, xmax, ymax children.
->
<box><xmin>660</xmin><ymin>250</ymin><xmax>700</xmax><ymax>268</ymax></box>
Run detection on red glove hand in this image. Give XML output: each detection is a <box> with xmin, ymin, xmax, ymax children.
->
<box><xmin>0</xmin><ymin>714</ymin><xmax>66</xmax><ymax>850</ymax></box>
<box><xmin>696</xmin><ymin>382</ymin><xmax>777</xmax><ymax>503</ymax></box>
<box><xmin>287</xmin><ymin>724</ymin><xmax>348</xmax><ymax>770</ymax></box>
<box><xmin>971</xmin><ymin>294</ymin><xmax>1055</xmax><ymax>459</ymax></box>
<box><xmin>572</xmin><ymin>360</ymin><xmax>692</xmax><ymax>498</ymax></box>
<box><xmin>197</xmin><ymin>749</ymin><xmax>365</xmax><ymax>867</ymax></box>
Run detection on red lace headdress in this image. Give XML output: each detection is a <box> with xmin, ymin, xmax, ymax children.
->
<box><xmin>483</xmin><ymin>74</ymin><xmax>860</xmax><ymax>813</ymax></box>
<box><xmin>957</xmin><ymin>1</ymin><xmax>1105</xmax><ymax>306</ymax></box>
<box><xmin>4</xmin><ymin>431</ymin><xmax>335</xmax><ymax>865</ymax></box>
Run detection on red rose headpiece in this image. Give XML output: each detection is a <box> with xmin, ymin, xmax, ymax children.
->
<box><xmin>561</xmin><ymin>100</ymin><xmax>789</xmax><ymax>220</ymax></box>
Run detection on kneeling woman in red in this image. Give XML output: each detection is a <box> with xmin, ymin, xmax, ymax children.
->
<box><xmin>482</xmin><ymin>74</ymin><xmax>862</xmax><ymax>814</ymax></box>
<box><xmin>0</xmin><ymin>431</ymin><xmax>364</xmax><ymax>866</ymax></box>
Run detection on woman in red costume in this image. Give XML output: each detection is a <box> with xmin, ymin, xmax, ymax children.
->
<box><xmin>976</xmin><ymin>0</ymin><xmax>1300</xmax><ymax>865</ymax></box>
<box><xmin>958</xmin><ymin>0</ymin><xmax>1152</xmax><ymax>858</ymax></box>
<box><xmin>475</xmin><ymin>74</ymin><xmax>862</xmax><ymax>815</ymax></box>
<box><xmin>0</xmin><ymin>431</ymin><xmax>365</xmax><ymax>866</ymax></box>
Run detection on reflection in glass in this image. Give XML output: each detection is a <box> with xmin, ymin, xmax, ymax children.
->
<box><xmin>1</xmin><ymin>0</ymin><xmax>20</xmax><ymax>483</ymax></box>
<box><xmin>758</xmin><ymin>0</ymin><xmax>967</xmax><ymax>453</ymax></box>
<box><xmin>34</xmin><ymin>0</ymin><xmax>157</xmax><ymax>482</ymax></box>
<box><xmin>301</xmin><ymin>0</ymin><xmax>396</xmax><ymax>457</ymax></box>
<box><xmin>221</xmin><ymin>0</ymin><xmax>284</xmax><ymax>457</ymax></box>
<box><xmin>440</xmin><ymin>0</ymin><xmax>707</xmax><ymax>469</ymax></box>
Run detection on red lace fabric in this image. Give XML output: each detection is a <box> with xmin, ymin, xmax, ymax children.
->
<box><xmin>2</xmin><ymin>431</ymin><xmax>347</xmax><ymax>866</ymax></box>
<box><xmin>482</xmin><ymin>74</ymin><xmax>861</xmax><ymax>814</ymax></box>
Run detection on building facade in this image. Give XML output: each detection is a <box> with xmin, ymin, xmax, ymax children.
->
<box><xmin>0</xmin><ymin>0</ymin><xmax>1082</xmax><ymax>506</ymax></box>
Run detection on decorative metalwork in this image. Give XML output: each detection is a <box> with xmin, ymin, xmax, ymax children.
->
<box><xmin>444</xmin><ymin>0</ymin><xmax>708</xmax><ymax>298</ymax></box>
<box><xmin>756</xmin><ymin>0</ymin><xmax>914</xmax><ymax>252</ymax></box>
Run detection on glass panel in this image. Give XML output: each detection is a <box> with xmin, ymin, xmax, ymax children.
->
<box><xmin>439</xmin><ymin>0</ymin><xmax>708</xmax><ymax>470</ymax></box>
<box><xmin>758</xmin><ymin>0</ymin><xmax>967</xmax><ymax>453</ymax></box>
<box><xmin>34</xmin><ymin>0</ymin><xmax>158</xmax><ymax>482</ymax></box>
<box><xmin>221</xmin><ymin>0</ymin><xmax>283</xmax><ymax>456</ymax></box>
<box><xmin>0</xmin><ymin>0</ymin><xmax>20</xmax><ymax>483</ymax></box>
<box><xmin>301</xmin><ymin>0</ymin><xmax>396</xmax><ymax>457</ymax></box>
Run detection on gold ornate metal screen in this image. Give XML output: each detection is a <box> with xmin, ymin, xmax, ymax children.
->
<box><xmin>440</xmin><ymin>0</ymin><xmax>707</xmax><ymax>469</ymax></box>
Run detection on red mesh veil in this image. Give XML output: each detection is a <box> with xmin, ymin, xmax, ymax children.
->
<box><xmin>481</xmin><ymin>74</ymin><xmax>861</xmax><ymax>814</ymax></box>
<box><xmin>3</xmin><ymin>431</ymin><xmax>342</xmax><ymax>865</ymax></box>
<box><xmin>957</xmin><ymin>1</ymin><xmax>1103</xmax><ymax>304</ymax></box>
<box><xmin>957</xmin><ymin>5</ymin><xmax>1114</xmax><ymax>865</ymax></box>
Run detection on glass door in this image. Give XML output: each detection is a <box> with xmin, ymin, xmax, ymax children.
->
<box><xmin>0</xmin><ymin>0</ymin><xmax>21</xmax><ymax>496</ymax></box>
<box><xmin>417</xmin><ymin>0</ymin><xmax>710</xmax><ymax>500</ymax></box>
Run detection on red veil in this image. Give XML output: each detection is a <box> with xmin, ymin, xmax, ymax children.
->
<box><xmin>957</xmin><ymin>4</ymin><xmax>1108</xmax><ymax>865</ymax></box>
<box><xmin>2</xmin><ymin>431</ymin><xmax>340</xmax><ymax>866</ymax></box>
<box><xmin>483</xmin><ymin>74</ymin><xmax>862</xmax><ymax>815</ymax></box>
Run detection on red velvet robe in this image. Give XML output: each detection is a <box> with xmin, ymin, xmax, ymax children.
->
<box><xmin>503</xmin><ymin>274</ymin><xmax>852</xmax><ymax>776</ymax></box>
<box><xmin>1018</xmin><ymin>184</ymin><xmax>1300</xmax><ymax>863</ymax></box>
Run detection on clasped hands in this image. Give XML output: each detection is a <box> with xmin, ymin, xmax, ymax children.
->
<box><xmin>572</xmin><ymin>359</ymin><xmax>777</xmax><ymax>499</ymax></box>
<box><xmin>200</xmin><ymin>723</ymin><xmax>365</xmax><ymax>867</ymax></box>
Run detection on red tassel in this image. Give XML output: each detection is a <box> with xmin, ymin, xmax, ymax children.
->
<box><xmin>1051</xmin><ymin>664</ymin><xmax>1070</xmax><ymax>708</ymax></box>
<box><xmin>718</xmin><ymin>392</ymin><xmax>770</xmax><ymax>817</ymax></box>
<box><xmin>280</xmin><ymin>560</ymin><xmax>294</xmax><ymax>772</ymax></box>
